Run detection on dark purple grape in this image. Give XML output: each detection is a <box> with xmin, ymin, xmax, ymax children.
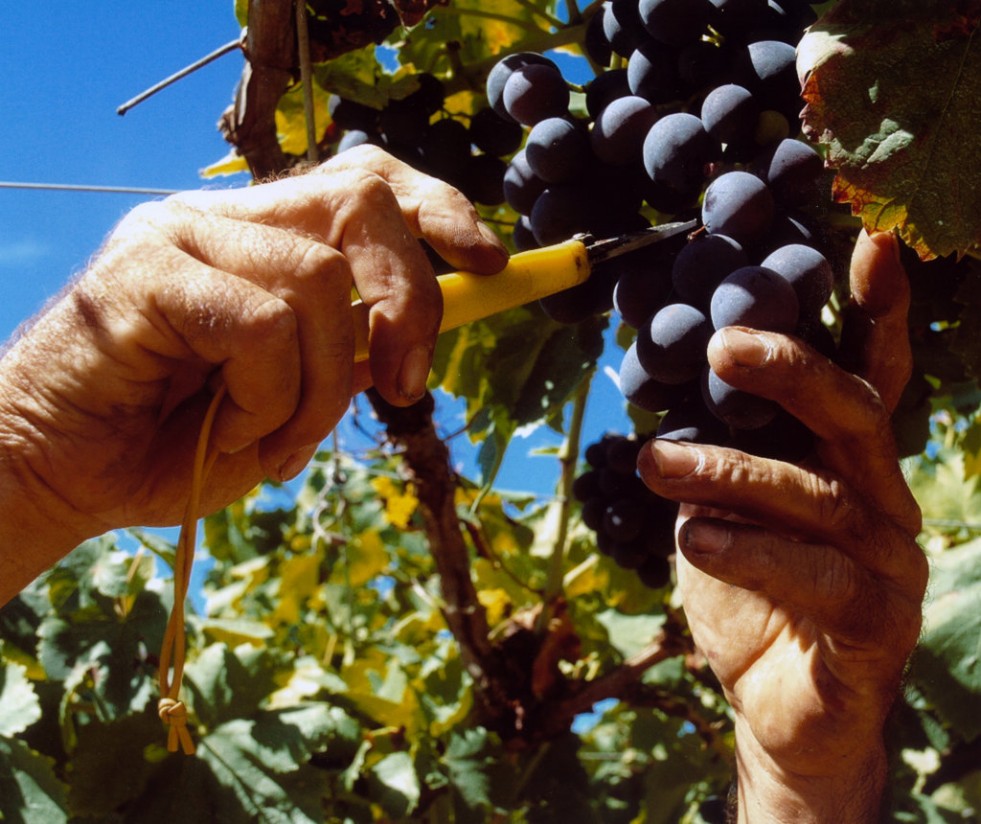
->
<box><xmin>613</xmin><ymin>255</ymin><xmax>674</xmax><ymax>328</ymax></box>
<box><xmin>591</xmin><ymin>96</ymin><xmax>659</xmax><ymax>165</ymax></box>
<box><xmin>656</xmin><ymin>396</ymin><xmax>730</xmax><ymax>445</ymax></box>
<box><xmin>572</xmin><ymin>469</ymin><xmax>603</xmax><ymax>502</ymax></box>
<box><xmin>753</xmin><ymin>138</ymin><xmax>824</xmax><ymax>206</ymax></box>
<box><xmin>619</xmin><ymin>342</ymin><xmax>692</xmax><ymax>412</ymax></box>
<box><xmin>702</xmin><ymin>366</ymin><xmax>778</xmax><ymax>429</ymax></box>
<box><xmin>700</xmin><ymin>84</ymin><xmax>760</xmax><ymax>157</ymax></box>
<box><xmin>512</xmin><ymin>215</ymin><xmax>538</xmax><ymax>251</ymax></box>
<box><xmin>525</xmin><ymin>117</ymin><xmax>591</xmax><ymax>183</ymax></box>
<box><xmin>701</xmin><ymin>171</ymin><xmax>775</xmax><ymax>245</ymax></box>
<box><xmin>636</xmin><ymin>555</ymin><xmax>672</xmax><ymax>588</ymax></box>
<box><xmin>710</xmin><ymin>265</ymin><xmax>799</xmax><ymax>332</ymax></box>
<box><xmin>639</xmin><ymin>0</ymin><xmax>715</xmax><ymax>45</ymax></box>
<box><xmin>503</xmin><ymin>63</ymin><xmax>570</xmax><ymax>126</ymax></box>
<box><xmin>584</xmin><ymin>69</ymin><xmax>632</xmax><ymax>119</ymax></box>
<box><xmin>671</xmin><ymin>233</ymin><xmax>748</xmax><ymax>310</ymax></box>
<box><xmin>643</xmin><ymin>113</ymin><xmax>719</xmax><ymax>193</ymax></box>
<box><xmin>328</xmin><ymin>96</ymin><xmax>379</xmax><ymax>131</ymax></box>
<box><xmin>636</xmin><ymin>303</ymin><xmax>714</xmax><ymax>384</ymax></box>
<box><xmin>627</xmin><ymin>42</ymin><xmax>683</xmax><ymax>104</ymax></box>
<box><xmin>486</xmin><ymin>52</ymin><xmax>558</xmax><ymax>120</ymax></box>
<box><xmin>760</xmin><ymin>244</ymin><xmax>834</xmax><ymax>318</ymax></box>
<box><xmin>604</xmin><ymin>0</ymin><xmax>647</xmax><ymax>56</ymax></box>
<box><xmin>503</xmin><ymin>151</ymin><xmax>547</xmax><ymax>216</ymax></box>
<box><xmin>469</xmin><ymin>107</ymin><xmax>523</xmax><ymax>157</ymax></box>
<box><xmin>529</xmin><ymin>184</ymin><xmax>592</xmax><ymax>245</ymax></box>
<box><xmin>585</xmin><ymin>5</ymin><xmax>614</xmax><ymax>66</ymax></box>
<box><xmin>460</xmin><ymin>155</ymin><xmax>506</xmax><ymax>206</ymax></box>
<box><xmin>604</xmin><ymin>499</ymin><xmax>646</xmax><ymax>542</ymax></box>
<box><xmin>421</xmin><ymin>118</ymin><xmax>471</xmax><ymax>177</ymax></box>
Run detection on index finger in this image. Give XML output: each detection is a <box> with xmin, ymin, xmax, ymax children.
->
<box><xmin>320</xmin><ymin>145</ymin><xmax>509</xmax><ymax>275</ymax></box>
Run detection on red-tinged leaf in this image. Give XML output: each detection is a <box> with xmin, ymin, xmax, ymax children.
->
<box><xmin>799</xmin><ymin>2</ymin><xmax>981</xmax><ymax>260</ymax></box>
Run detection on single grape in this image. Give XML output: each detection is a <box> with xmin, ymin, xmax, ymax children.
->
<box><xmin>701</xmin><ymin>171</ymin><xmax>775</xmax><ymax>246</ymax></box>
<box><xmin>671</xmin><ymin>233</ymin><xmax>748</xmax><ymax>310</ymax></box>
<box><xmin>656</xmin><ymin>396</ymin><xmax>730</xmax><ymax>445</ymax></box>
<box><xmin>421</xmin><ymin>118</ymin><xmax>472</xmax><ymax>178</ymax></box>
<box><xmin>606</xmin><ymin>437</ymin><xmax>645</xmax><ymax>475</ymax></box>
<box><xmin>526</xmin><ymin>117</ymin><xmax>592</xmax><ymax>183</ymax></box>
<box><xmin>710</xmin><ymin>265</ymin><xmax>800</xmax><ymax>332</ymax></box>
<box><xmin>584</xmin><ymin>5</ymin><xmax>614</xmax><ymax>67</ymax></box>
<box><xmin>753</xmin><ymin>137</ymin><xmax>824</xmax><ymax>206</ymax></box>
<box><xmin>643</xmin><ymin>112</ymin><xmax>719</xmax><ymax>193</ymax></box>
<box><xmin>460</xmin><ymin>154</ymin><xmax>506</xmax><ymax>206</ymax></box>
<box><xmin>336</xmin><ymin>129</ymin><xmax>375</xmax><ymax>153</ymax></box>
<box><xmin>584</xmin><ymin>69</ymin><xmax>631</xmax><ymax>119</ymax></box>
<box><xmin>619</xmin><ymin>342</ymin><xmax>692</xmax><ymax>412</ymax></box>
<box><xmin>529</xmin><ymin>184</ymin><xmax>592</xmax><ymax>245</ymax></box>
<box><xmin>503</xmin><ymin>63</ymin><xmax>570</xmax><ymax>126</ymax></box>
<box><xmin>627</xmin><ymin>41</ymin><xmax>683</xmax><ymax>104</ymax></box>
<box><xmin>582</xmin><ymin>497</ymin><xmax>607</xmax><ymax>531</ymax></box>
<box><xmin>486</xmin><ymin>52</ymin><xmax>558</xmax><ymax>120</ymax></box>
<box><xmin>604</xmin><ymin>0</ymin><xmax>647</xmax><ymax>56</ymax></box>
<box><xmin>760</xmin><ymin>244</ymin><xmax>834</xmax><ymax>318</ymax></box>
<box><xmin>539</xmin><ymin>270</ymin><xmax>616</xmax><ymax>323</ymax></box>
<box><xmin>591</xmin><ymin>95</ymin><xmax>659</xmax><ymax>165</ymax></box>
<box><xmin>613</xmin><ymin>254</ymin><xmax>674</xmax><ymax>328</ymax></box>
<box><xmin>512</xmin><ymin>215</ymin><xmax>539</xmax><ymax>251</ymax></box>
<box><xmin>503</xmin><ymin>151</ymin><xmax>547</xmax><ymax>216</ymax></box>
<box><xmin>604</xmin><ymin>498</ymin><xmax>646</xmax><ymax>542</ymax></box>
<box><xmin>637</xmin><ymin>302</ymin><xmax>714</xmax><ymax>384</ymax></box>
<box><xmin>469</xmin><ymin>107</ymin><xmax>523</xmax><ymax>157</ymax></box>
<box><xmin>700</xmin><ymin>84</ymin><xmax>760</xmax><ymax>157</ymax></box>
<box><xmin>636</xmin><ymin>555</ymin><xmax>672</xmax><ymax>589</ymax></box>
<box><xmin>702</xmin><ymin>366</ymin><xmax>778</xmax><ymax>429</ymax></box>
<box><xmin>572</xmin><ymin>469</ymin><xmax>603</xmax><ymax>502</ymax></box>
<box><xmin>639</xmin><ymin>0</ymin><xmax>715</xmax><ymax>46</ymax></box>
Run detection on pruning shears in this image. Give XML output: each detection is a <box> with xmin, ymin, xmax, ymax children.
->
<box><xmin>352</xmin><ymin>219</ymin><xmax>698</xmax><ymax>362</ymax></box>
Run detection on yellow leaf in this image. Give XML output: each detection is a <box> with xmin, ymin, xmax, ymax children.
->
<box><xmin>200</xmin><ymin>149</ymin><xmax>250</xmax><ymax>178</ymax></box>
<box><xmin>346</xmin><ymin>528</ymin><xmax>390</xmax><ymax>587</ymax></box>
<box><xmin>477</xmin><ymin>587</ymin><xmax>512</xmax><ymax>627</ymax></box>
<box><xmin>371</xmin><ymin>476</ymin><xmax>419</xmax><ymax>529</ymax></box>
<box><xmin>272</xmin><ymin>548</ymin><xmax>323</xmax><ymax>625</ymax></box>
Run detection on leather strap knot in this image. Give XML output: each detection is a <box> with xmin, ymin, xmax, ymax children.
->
<box><xmin>158</xmin><ymin>697</ymin><xmax>195</xmax><ymax>755</ymax></box>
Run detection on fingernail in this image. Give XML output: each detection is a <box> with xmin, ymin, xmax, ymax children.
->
<box><xmin>648</xmin><ymin>440</ymin><xmax>702</xmax><ymax>478</ymax></box>
<box><xmin>719</xmin><ymin>328</ymin><xmax>771</xmax><ymax>368</ymax></box>
<box><xmin>398</xmin><ymin>345</ymin><xmax>431</xmax><ymax>401</ymax></box>
<box><xmin>278</xmin><ymin>443</ymin><xmax>320</xmax><ymax>482</ymax></box>
<box><xmin>682</xmin><ymin>520</ymin><xmax>731</xmax><ymax>555</ymax></box>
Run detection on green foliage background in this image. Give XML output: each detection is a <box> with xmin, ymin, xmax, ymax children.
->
<box><xmin>2</xmin><ymin>1</ymin><xmax>981</xmax><ymax>822</ymax></box>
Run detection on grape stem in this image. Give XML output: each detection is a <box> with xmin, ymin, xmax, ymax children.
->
<box><xmin>538</xmin><ymin>367</ymin><xmax>594</xmax><ymax>632</ymax></box>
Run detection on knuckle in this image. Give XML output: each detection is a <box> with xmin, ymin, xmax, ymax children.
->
<box><xmin>247</xmin><ymin>297</ymin><xmax>297</xmax><ymax>349</ymax></box>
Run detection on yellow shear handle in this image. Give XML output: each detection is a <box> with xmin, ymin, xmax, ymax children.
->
<box><xmin>351</xmin><ymin>237</ymin><xmax>591</xmax><ymax>362</ymax></box>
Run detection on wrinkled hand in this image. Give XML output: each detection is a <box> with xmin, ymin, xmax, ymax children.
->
<box><xmin>637</xmin><ymin>231</ymin><xmax>927</xmax><ymax>822</ymax></box>
<box><xmin>0</xmin><ymin>146</ymin><xmax>507</xmax><ymax>553</ymax></box>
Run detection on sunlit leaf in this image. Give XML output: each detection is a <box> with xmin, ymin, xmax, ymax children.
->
<box><xmin>0</xmin><ymin>662</ymin><xmax>41</xmax><ymax>736</ymax></box>
<box><xmin>0</xmin><ymin>737</ymin><xmax>69</xmax><ymax>824</ymax></box>
<box><xmin>799</xmin><ymin>4</ymin><xmax>981</xmax><ymax>259</ymax></box>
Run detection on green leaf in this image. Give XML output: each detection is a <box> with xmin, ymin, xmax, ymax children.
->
<box><xmin>799</xmin><ymin>5</ymin><xmax>981</xmax><ymax>259</ymax></box>
<box><xmin>0</xmin><ymin>662</ymin><xmax>41</xmax><ymax>736</ymax></box>
<box><xmin>66</xmin><ymin>709</ymin><xmax>162</xmax><ymax>816</ymax></box>
<box><xmin>366</xmin><ymin>751</ymin><xmax>421</xmax><ymax>818</ymax></box>
<box><xmin>0</xmin><ymin>737</ymin><xmax>69</xmax><ymax>824</ymax></box>
<box><xmin>443</xmin><ymin>728</ymin><xmax>494</xmax><ymax>811</ymax></box>
<box><xmin>184</xmin><ymin>643</ymin><xmax>283</xmax><ymax>731</ymax></box>
<box><xmin>910</xmin><ymin>541</ymin><xmax>981</xmax><ymax>740</ymax></box>
<box><xmin>594</xmin><ymin>609</ymin><xmax>666</xmax><ymax>660</ymax></box>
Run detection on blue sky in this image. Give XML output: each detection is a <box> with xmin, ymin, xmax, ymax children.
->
<box><xmin>0</xmin><ymin>2</ymin><xmax>633</xmax><ymax>496</ymax></box>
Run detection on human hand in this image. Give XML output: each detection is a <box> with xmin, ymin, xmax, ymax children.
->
<box><xmin>637</xmin><ymin>231</ymin><xmax>927</xmax><ymax>822</ymax></box>
<box><xmin>0</xmin><ymin>146</ymin><xmax>507</xmax><ymax>595</ymax></box>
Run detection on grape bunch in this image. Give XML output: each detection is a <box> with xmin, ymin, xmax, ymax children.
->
<box><xmin>489</xmin><ymin>0</ymin><xmax>835</xmax><ymax>458</ymax></box>
<box><xmin>573</xmin><ymin>434</ymin><xmax>678</xmax><ymax>589</ymax></box>
<box><xmin>324</xmin><ymin>72</ymin><xmax>523</xmax><ymax>208</ymax></box>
